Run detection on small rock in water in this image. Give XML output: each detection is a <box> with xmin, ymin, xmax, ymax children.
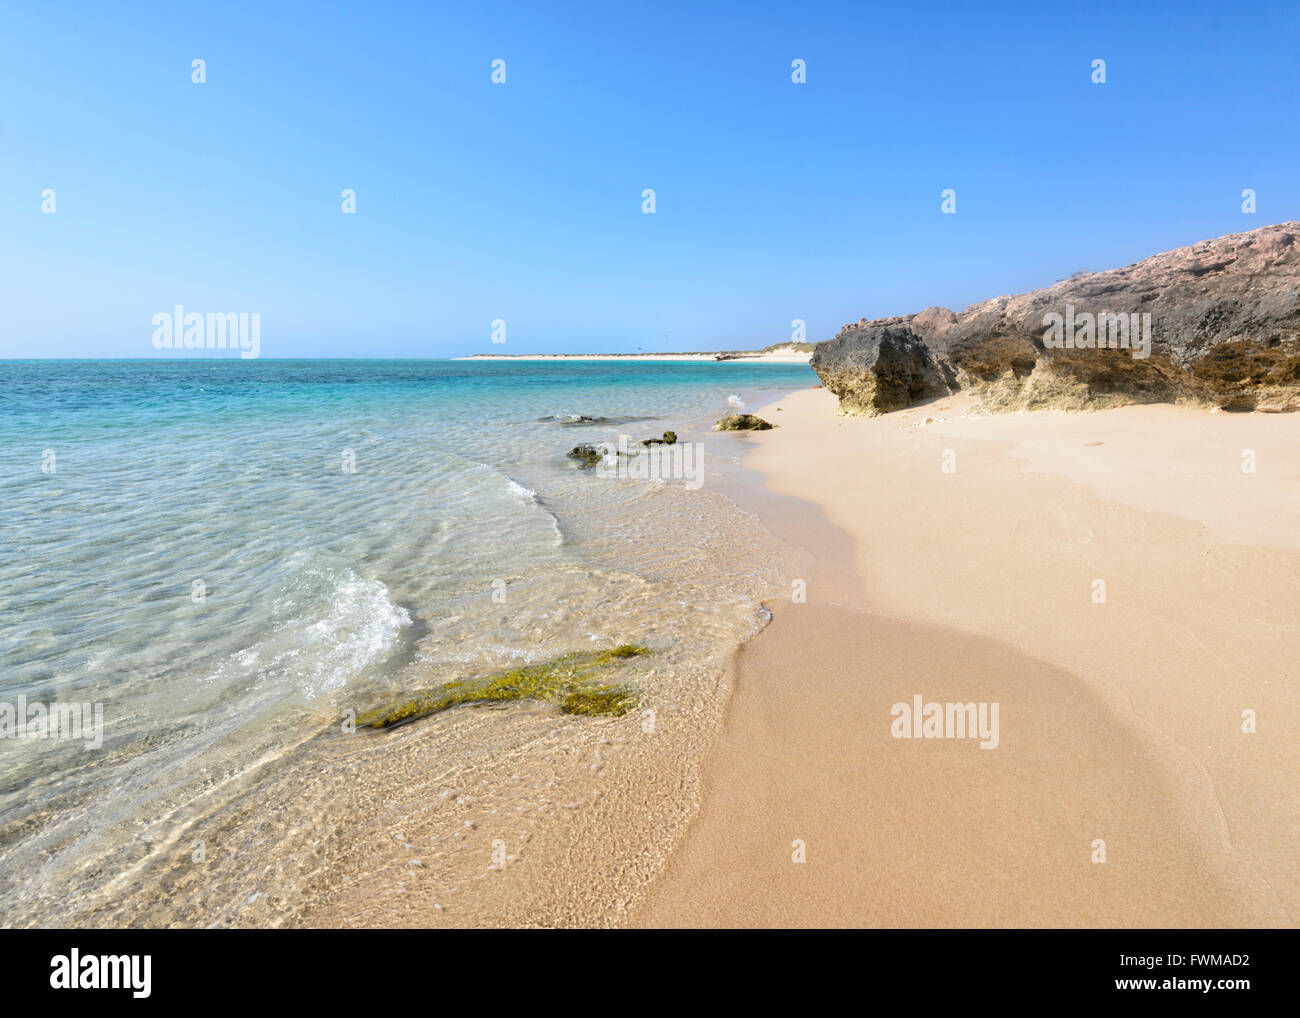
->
<box><xmin>714</xmin><ymin>413</ymin><xmax>775</xmax><ymax>431</ymax></box>
<box><xmin>566</xmin><ymin>444</ymin><xmax>606</xmax><ymax>468</ymax></box>
<box><xmin>641</xmin><ymin>430</ymin><xmax>678</xmax><ymax>446</ymax></box>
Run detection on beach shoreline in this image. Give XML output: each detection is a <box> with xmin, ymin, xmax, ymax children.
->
<box><xmin>631</xmin><ymin>387</ymin><xmax>1299</xmax><ymax>927</ymax></box>
<box><xmin>279</xmin><ymin>380</ymin><xmax>817</xmax><ymax>929</ymax></box>
<box><xmin>0</xmin><ymin>361</ymin><xmax>822</xmax><ymax>929</ymax></box>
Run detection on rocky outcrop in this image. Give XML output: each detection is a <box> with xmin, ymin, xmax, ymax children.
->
<box><xmin>812</xmin><ymin>222</ymin><xmax>1300</xmax><ymax>414</ymax></box>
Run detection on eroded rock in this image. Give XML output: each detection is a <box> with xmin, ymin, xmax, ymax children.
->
<box><xmin>812</xmin><ymin>222</ymin><xmax>1300</xmax><ymax>414</ymax></box>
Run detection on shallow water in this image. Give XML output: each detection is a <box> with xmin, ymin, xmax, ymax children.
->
<box><xmin>0</xmin><ymin>358</ymin><xmax>815</xmax><ymax>926</ymax></box>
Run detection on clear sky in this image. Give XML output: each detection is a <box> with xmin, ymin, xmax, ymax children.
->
<box><xmin>1</xmin><ymin>1</ymin><xmax>1297</xmax><ymax>359</ymax></box>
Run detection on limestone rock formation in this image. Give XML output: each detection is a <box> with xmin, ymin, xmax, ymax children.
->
<box><xmin>812</xmin><ymin>223</ymin><xmax>1300</xmax><ymax>414</ymax></box>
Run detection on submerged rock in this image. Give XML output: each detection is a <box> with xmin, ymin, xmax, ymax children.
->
<box><xmin>539</xmin><ymin>414</ymin><xmax>655</xmax><ymax>426</ymax></box>
<box><xmin>353</xmin><ymin>645</ymin><xmax>650</xmax><ymax>730</ymax></box>
<box><xmin>715</xmin><ymin>414</ymin><xmax>775</xmax><ymax>431</ymax></box>
<box><xmin>811</xmin><ymin>222</ymin><xmax>1300</xmax><ymax>414</ymax></box>
<box><xmin>562</xmin><ymin>687</ymin><xmax>640</xmax><ymax>716</ymax></box>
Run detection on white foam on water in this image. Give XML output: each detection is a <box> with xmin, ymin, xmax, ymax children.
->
<box><xmin>293</xmin><ymin>568</ymin><xmax>412</xmax><ymax>699</ymax></box>
<box><xmin>200</xmin><ymin>560</ymin><xmax>413</xmax><ymax>702</ymax></box>
<box><xmin>506</xmin><ymin>478</ymin><xmax>538</xmax><ymax>502</ymax></box>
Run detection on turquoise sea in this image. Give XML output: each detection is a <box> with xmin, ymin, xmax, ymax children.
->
<box><xmin>0</xmin><ymin>358</ymin><xmax>816</xmax><ymax>926</ymax></box>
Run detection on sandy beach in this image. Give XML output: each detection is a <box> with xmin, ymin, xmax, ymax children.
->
<box><xmin>11</xmin><ymin>5</ymin><xmax>1300</xmax><ymax>999</ymax></box>
<box><xmin>632</xmin><ymin>388</ymin><xmax>1299</xmax><ymax>927</ymax></box>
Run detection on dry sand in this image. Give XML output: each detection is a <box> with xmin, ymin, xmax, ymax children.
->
<box><xmin>631</xmin><ymin>388</ymin><xmax>1299</xmax><ymax>927</ymax></box>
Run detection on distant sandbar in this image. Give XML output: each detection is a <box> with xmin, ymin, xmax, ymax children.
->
<box><xmin>462</xmin><ymin>344</ymin><xmax>812</xmax><ymax>364</ymax></box>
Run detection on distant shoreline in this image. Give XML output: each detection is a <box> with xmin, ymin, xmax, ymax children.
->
<box><xmin>461</xmin><ymin>344</ymin><xmax>813</xmax><ymax>364</ymax></box>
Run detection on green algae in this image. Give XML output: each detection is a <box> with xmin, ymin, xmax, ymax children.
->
<box><xmin>562</xmin><ymin>685</ymin><xmax>640</xmax><ymax>716</ymax></box>
<box><xmin>354</xmin><ymin>645</ymin><xmax>649</xmax><ymax>730</ymax></box>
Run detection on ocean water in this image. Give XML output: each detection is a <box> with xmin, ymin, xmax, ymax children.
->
<box><xmin>0</xmin><ymin>358</ymin><xmax>816</xmax><ymax>926</ymax></box>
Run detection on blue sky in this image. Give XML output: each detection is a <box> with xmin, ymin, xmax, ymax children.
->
<box><xmin>1</xmin><ymin>0</ymin><xmax>1297</xmax><ymax>358</ymax></box>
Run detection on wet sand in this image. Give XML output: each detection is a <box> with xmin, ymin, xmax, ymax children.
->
<box><xmin>632</xmin><ymin>389</ymin><xmax>1298</xmax><ymax>927</ymax></box>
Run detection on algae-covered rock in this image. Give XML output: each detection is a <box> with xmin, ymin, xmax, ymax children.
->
<box><xmin>353</xmin><ymin>645</ymin><xmax>649</xmax><ymax>730</ymax></box>
<box><xmin>566</xmin><ymin>443</ymin><xmax>606</xmax><ymax>467</ymax></box>
<box><xmin>715</xmin><ymin>414</ymin><xmax>775</xmax><ymax>431</ymax></box>
<box><xmin>562</xmin><ymin>687</ymin><xmax>640</xmax><ymax>716</ymax></box>
<box><xmin>640</xmin><ymin>430</ymin><xmax>679</xmax><ymax>446</ymax></box>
